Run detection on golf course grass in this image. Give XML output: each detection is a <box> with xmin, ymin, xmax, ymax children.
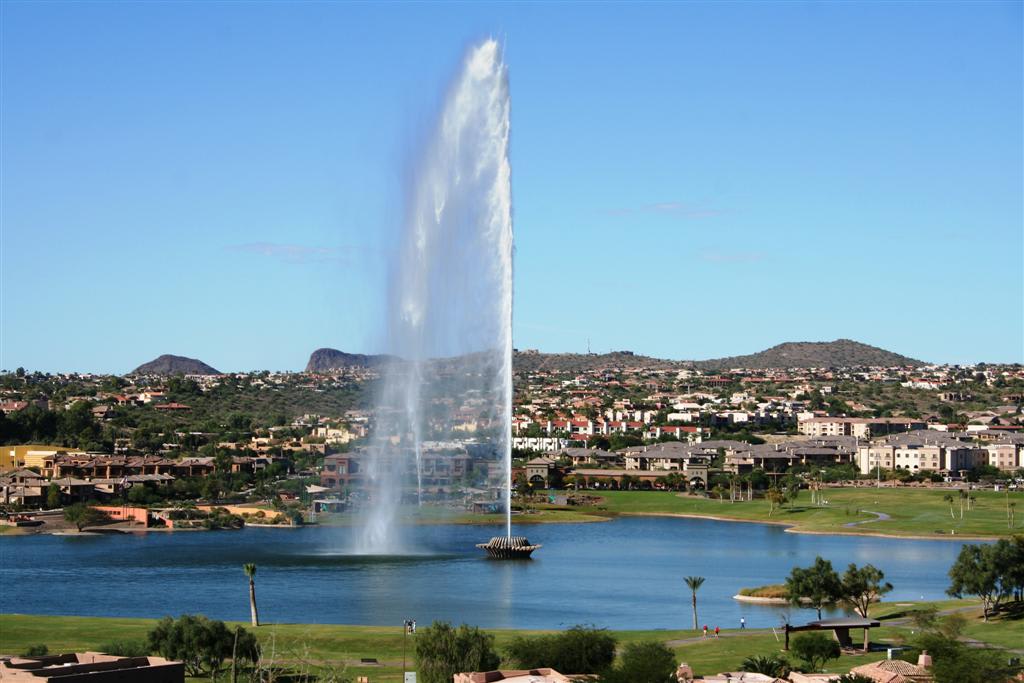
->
<box><xmin>546</xmin><ymin>487</ymin><xmax>1024</xmax><ymax>539</ymax></box>
<box><xmin>1</xmin><ymin>598</ymin><xmax>1019</xmax><ymax>682</ymax></box>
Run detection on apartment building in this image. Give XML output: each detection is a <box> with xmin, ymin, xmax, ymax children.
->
<box><xmin>799</xmin><ymin>417</ymin><xmax>926</xmax><ymax>438</ymax></box>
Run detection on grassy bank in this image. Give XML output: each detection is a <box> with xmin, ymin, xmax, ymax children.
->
<box><xmin>2</xmin><ymin>599</ymin><xmax>1018</xmax><ymax>682</ymax></box>
<box><xmin>737</xmin><ymin>584</ymin><xmax>788</xmax><ymax>599</ymax></box>
<box><xmin>570</xmin><ymin>487</ymin><xmax>1023</xmax><ymax>538</ymax></box>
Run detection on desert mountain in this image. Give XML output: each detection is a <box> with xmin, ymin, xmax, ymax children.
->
<box><xmin>694</xmin><ymin>339</ymin><xmax>925</xmax><ymax>370</ymax></box>
<box><xmin>131</xmin><ymin>354</ymin><xmax>220</xmax><ymax>375</ymax></box>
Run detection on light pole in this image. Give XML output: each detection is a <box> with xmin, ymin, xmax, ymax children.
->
<box><xmin>402</xmin><ymin>618</ymin><xmax>416</xmax><ymax>675</ymax></box>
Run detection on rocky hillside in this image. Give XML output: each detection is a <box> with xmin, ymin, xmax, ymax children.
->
<box><xmin>695</xmin><ymin>339</ymin><xmax>925</xmax><ymax>370</ymax></box>
<box><xmin>304</xmin><ymin>348</ymin><xmax>394</xmax><ymax>373</ymax></box>
<box><xmin>131</xmin><ymin>354</ymin><xmax>220</xmax><ymax>375</ymax></box>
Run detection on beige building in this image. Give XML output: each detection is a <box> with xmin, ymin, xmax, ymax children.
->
<box><xmin>856</xmin><ymin>440</ymin><xmax>987</xmax><ymax>474</ymax></box>
<box><xmin>985</xmin><ymin>442</ymin><xmax>1022</xmax><ymax>471</ymax></box>
<box><xmin>799</xmin><ymin>417</ymin><xmax>925</xmax><ymax>438</ymax></box>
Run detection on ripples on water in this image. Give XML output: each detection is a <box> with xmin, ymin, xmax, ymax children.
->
<box><xmin>0</xmin><ymin>517</ymin><xmax>970</xmax><ymax>629</ymax></box>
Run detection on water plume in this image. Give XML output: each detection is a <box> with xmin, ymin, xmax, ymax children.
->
<box><xmin>353</xmin><ymin>39</ymin><xmax>513</xmax><ymax>554</ymax></box>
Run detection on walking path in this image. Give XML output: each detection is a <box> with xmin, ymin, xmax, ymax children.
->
<box><xmin>843</xmin><ymin>510</ymin><xmax>891</xmax><ymax>528</ymax></box>
<box><xmin>664</xmin><ymin>604</ymin><xmax>1023</xmax><ymax>654</ymax></box>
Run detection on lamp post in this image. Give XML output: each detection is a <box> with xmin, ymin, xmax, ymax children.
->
<box><xmin>402</xmin><ymin>619</ymin><xmax>416</xmax><ymax>675</ymax></box>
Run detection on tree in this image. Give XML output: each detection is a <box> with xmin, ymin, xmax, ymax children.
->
<box><xmin>63</xmin><ymin>503</ymin><xmax>110</xmax><ymax>532</ymax></box>
<box><xmin>243</xmin><ymin>563</ymin><xmax>259</xmax><ymax>626</ymax></box>
<box><xmin>766</xmin><ymin>487</ymin><xmax>787</xmax><ymax>516</ymax></box>
<box><xmin>147</xmin><ymin>615</ymin><xmax>258</xmax><ymax>677</ymax></box>
<box><xmin>740</xmin><ymin>654</ymin><xmax>789</xmax><ymax>678</ymax></box>
<box><xmin>46</xmin><ymin>483</ymin><xmax>60</xmax><ymax>509</ymax></box>
<box><xmin>786</xmin><ymin>557</ymin><xmax>842</xmax><ymax>620</ymax></box>
<box><xmin>942</xmin><ymin>493</ymin><xmax>955</xmax><ymax>519</ymax></box>
<box><xmin>684</xmin><ymin>576</ymin><xmax>705</xmax><ymax>630</ymax></box>
<box><xmin>840</xmin><ymin>563</ymin><xmax>892</xmax><ymax>618</ymax></box>
<box><xmin>506</xmin><ymin>626</ymin><xmax>616</xmax><ymax>674</ymax></box>
<box><xmin>602</xmin><ymin>641</ymin><xmax>676</xmax><ymax>683</ymax></box>
<box><xmin>789</xmin><ymin>632</ymin><xmax>840</xmax><ymax>672</ymax></box>
<box><xmin>906</xmin><ymin>629</ymin><xmax>1016</xmax><ymax>683</ymax></box>
<box><xmin>947</xmin><ymin>540</ymin><xmax>1019</xmax><ymax>621</ymax></box>
<box><xmin>415</xmin><ymin>622</ymin><xmax>500</xmax><ymax>683</ymax></box>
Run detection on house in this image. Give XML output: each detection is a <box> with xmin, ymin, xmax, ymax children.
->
<box><xmin>0</xmin><ymin>652</ymin><xmax>184</xmax><ymax>682</ymax></box>
<box><xmin>525</xmin><ymin>457</ymin><xmax>557</xmax><ymax>487</ymax></box>
<box><xmin>849</xmin><ymin>655</ymin><xmax>934</xmax><ymax>683</ymax></box>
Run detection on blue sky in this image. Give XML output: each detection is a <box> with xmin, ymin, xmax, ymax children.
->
<box><xmin>2</xmin><ymin>1</ymin><xmax>1021</xmax><ymax>373</ymax></box>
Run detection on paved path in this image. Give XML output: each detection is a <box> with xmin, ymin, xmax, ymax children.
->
<box><xmin>843</xmin><ymin>510</ymin><xmax>892</xmax><ymax>528</ymax></box>
<box><xmin>664</xmin><ymin>604</ymin><xmax>1023</xmax><ymax>654</ymax></box>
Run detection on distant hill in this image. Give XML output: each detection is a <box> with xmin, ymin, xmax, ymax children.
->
<box><xmin>694</xmin><ymin>339</ymin><xmax>925</xmax><ymax>370</ymax></box>
<box><xmin>131</xmin><ymin>354</ymin><xmax>220</xmax><ymax>375</ymax></box>
<box><xmin>513</xmin><ymin>350</ymin><xmax>684</xmax><ymax>374</ymax></box>
<box><xmin>304</xmin><ymin>348</ymin><xmax>395</xmax><ymax>373</ymax></box>
<box><xmin>304</xmin><ymin>339</ymin><xmax>923</xmax><ymax>374</ymax></box>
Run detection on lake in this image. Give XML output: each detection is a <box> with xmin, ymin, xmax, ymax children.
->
<box><xmin>0</xmin><ymin>517</ymin><xmax>971</xmax><ymax>630</ymax></box>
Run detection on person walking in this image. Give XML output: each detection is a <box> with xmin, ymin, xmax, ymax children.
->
<box><xmin>702</xmin><ymin>624</ymin><xmax>708</xmax><ymax>639</ymax></box>
<box><xmin>714</xmin><ymin>625</ymin><xmax>720</xmax><ymax>638</ymax></box>
<box><xmin>740</xmin><ymin>617</ymin><xmax>745</xmax><ymax>629</ymax></box>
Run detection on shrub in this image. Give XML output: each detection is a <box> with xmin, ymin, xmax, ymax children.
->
<box><xmin>22</xmin><ymin>644</ymin><xmax>48</xmax><ymax>657</ymax></box>
<box><xmin>414</xmin><ymin>622</ymin><xmax>500</xmax><ymax>683</ymax></box>
<box><xmin>602</xmin><ymin>640</ymin><xmax>676</xmax><ymax>683</ymax></box>
<box><xmin>790</xmin><ymin>632</ymin><xmax>841</xmax><ymax>672</ymax></box>
<box><xmin>98</xmin><ymin>640</ymin><xmax>150</xmax><ymax>657</ymax></box>
<box><xmin>505</xmin><ymin>625</ymin><xmax>616</xmax><ymax>674</ymax></box>
<box><xmin>741</xmin><ymin>654</ymin><xmax>790</xmax><ymax>678</ymax></box>
<box><xmin>738</xmin><ymin>584</ymin><xmax>788</xmax><ymax>599</ymax></box>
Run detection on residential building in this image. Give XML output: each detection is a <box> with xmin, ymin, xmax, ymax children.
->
<box><xmin>0</xmin><ymin>652</ymin><xmax>183</xmax><ymax>682</ymax></box>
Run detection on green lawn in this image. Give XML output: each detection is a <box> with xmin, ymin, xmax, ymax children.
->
<box><xmin>573</xmin><ymin>487</ymin><xmax>1023</xmax><ymax>538</ymax></box>
<box><xmin>2</xmin><ymin>598</ymin><xmax>1019</xmax><ymax>682</ymax></box>
<box><xmin>313</xmin><ymin>487</ymin><xmax>1023</xmax><ymax>538</ymax></box>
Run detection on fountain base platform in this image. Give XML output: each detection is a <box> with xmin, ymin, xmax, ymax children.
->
<box><xmin>477</xmin><ymin>535</ymin><xmax>541</xmax><ymax>559</ymax></box>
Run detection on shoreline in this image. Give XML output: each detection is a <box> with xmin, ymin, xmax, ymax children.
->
<box><xmin>617</xmin><ymin>511</ymin><xmax>1002</xmax><ymax>541</ymax></box>
<box><xmin>1</xmin><ymin>508</ymin><xmax>1002</xmax><ymax>542</ymax></box>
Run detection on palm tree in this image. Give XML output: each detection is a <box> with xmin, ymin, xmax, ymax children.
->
<box><xmin>243</xmin><ymin>563</ymin><xmax>259</xmax><ymax>626</ymax></box>
<box><xmin>943</xmin><ymin>493</ymin><xmax>955</xmax><ymax>519</ymax></box>
<box><xmin>684</xmin><ymin>576</ymin><xmax>705</xmax><ymax>630</ymax></box>
<box><xmin>741</xmin><ymin>654</ymin><xmax>789</xmax><ymax>678</ymax></box>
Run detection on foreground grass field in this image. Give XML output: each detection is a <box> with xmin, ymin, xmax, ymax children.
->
<box><xmin>2</xmin><ymin>598</ymin><xmax>1019</xmax><ymax>682</ymax></box>
<box><xmin>563</xmin><ymin>487</ymin><xmax>1024</xmax><ymax>538</ymax></box>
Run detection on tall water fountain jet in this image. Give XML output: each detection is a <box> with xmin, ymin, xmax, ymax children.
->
<box><xmin>353</xmin><ymin>39</ymin><xmax>517</xmax><ymax>555</ymax></box>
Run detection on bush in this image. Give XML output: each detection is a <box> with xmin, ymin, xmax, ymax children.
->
<box><xmin>903</xmin><ymin>632</ymin><xmax>1017</xmax><ymax>683</ymax></box>
<box><xmin>790</xmin><ymin>632</ymin><xmax>841</xmax><ymax>672</ymax></box>
<box><xmin>147</xmin><ymin>614</ymin><xmax>258</xmax><ymax>677</ymax></box>
<box><xmin>602</xmin><ymin>640</ymin><xmax>676</xmax><ymax>683</ymax></box>
<box><xmin>505</xmin><ymin>625</ymin><xmax>617</xmax><ymax>674</ymax></box>
<box><xmin>738</xmin><ymin>584</ymin><xmax>788</xmax><ymax>599</ymax></box>
<box><xmin>414</xmin><ymin>622</ymin><xmax>500</xmax><ymax>683</ymax></box>
<box><xmin>22</xmin><ymin>644</ymin><xmax>48</xmax><ymax>657</ymax></box>
<box><xmin>98</xmin><ymin>639</ymin><xmax>150</xmax><ymax>657</ymax></box>
<box><xmin>741</xmin><ymin>654</ymin><xmax>790</xmax><ymax>678</ymax></box>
